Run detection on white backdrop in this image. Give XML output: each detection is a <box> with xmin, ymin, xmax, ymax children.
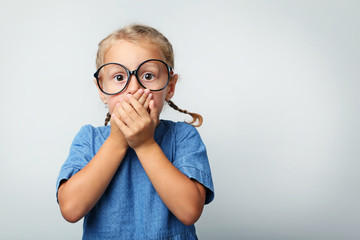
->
<box><xmin>1</xmin><ymin>0</ymin><xmax>359</xmax><ymax>239</ymax></box>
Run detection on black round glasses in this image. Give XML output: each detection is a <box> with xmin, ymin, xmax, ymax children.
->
<box><xmin>94</xmin><ymin>59</ymin><xmax>173</xmax><ymax>95</ymax></box>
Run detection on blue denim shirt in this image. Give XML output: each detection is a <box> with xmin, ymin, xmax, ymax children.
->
<box><xmin>56</xmin><ymin>120</ymin><xmax>214</xmax><ymax>239</ymax></box>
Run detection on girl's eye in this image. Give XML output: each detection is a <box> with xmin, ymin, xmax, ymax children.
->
<box><xmin>142</xmin><ymin>73</ymin><xmax>155</xmax><ymax>81</ymax></box>
<box><xmin>114</xmin><ymin>74</ymin><xmax>126</xmax><ymax>82</ymax></box>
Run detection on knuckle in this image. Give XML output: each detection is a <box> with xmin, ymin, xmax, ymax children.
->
<box><xmin>121</xmin><ymin>114</ymin><xmax>129</xmax><ymax>121</ymax></box>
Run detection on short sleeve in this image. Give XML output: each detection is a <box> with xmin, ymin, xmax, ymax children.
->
<box><xmin>56</xmin><ymin>125</ymin><xmax>94</xmax><ymax>202</ymax></box>
<box><xmin>173</xmin><ymin>123</ymin><xmax>214</xmax><ymax>204</ymax></box>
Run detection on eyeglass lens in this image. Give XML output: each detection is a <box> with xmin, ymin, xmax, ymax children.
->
<box><xmin>97</xmin><ymin>60</ymin><xmax>169</xmax><ymax>94</ymax></box>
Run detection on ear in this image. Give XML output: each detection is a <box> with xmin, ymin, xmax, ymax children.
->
<box><xmin>165</xmin><ymin>74</ymin><xmax>178</xmax><ymax>101</ymax></box>
<box><xmin>94</xmin><ymin>78</ymin><xmax>107</xmax><ymax>104</ymax></box>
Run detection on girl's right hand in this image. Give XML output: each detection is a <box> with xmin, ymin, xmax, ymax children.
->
<box><xmin>58</xmin><ymin>91</ymin><xmax>150</xmax><ymax>223</ymax></box>
<box><xmin>108</xmin><ymin>89</ymin><xmax>151</xmax><ymax>148</ymax></box>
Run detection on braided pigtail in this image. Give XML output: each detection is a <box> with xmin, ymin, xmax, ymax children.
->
<box><xmin>104</xmin><ymin>112</ymin><xmax>111</xmax><ymax>126</ymax></box>
<box><xmin>167</xmin><ymin>100</ymin><xmax>203</xmax><ymax>127</ymax></box>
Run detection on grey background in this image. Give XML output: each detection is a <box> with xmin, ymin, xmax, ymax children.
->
<box><xmin>1</xmin><ymin>0</ymin><xmax>359</xmax><ymax>239</ymax></box>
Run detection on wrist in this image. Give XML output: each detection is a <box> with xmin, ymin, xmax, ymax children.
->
<box><xmin>133</xmin><ymin>138</ymin><xmax>157</xmax><ymax>154</ymax></box>
<box><xmin>106</xmin><ymin>135</ymin><xmax>128</xmax><ymax>155</ymax></box>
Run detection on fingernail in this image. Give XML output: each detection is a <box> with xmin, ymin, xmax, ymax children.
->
<box><xmin>144</xmin><ymin>89</ymin><xmax>150</xmax><ymax>94</ymax></box>
<box><xmin>138</xmin><ymin>89</ymin><xmax>144</xmax><ymax>94</ymax></box>
<box><xmin>148</xmin><ymin>93</ymin><xmax>152</xmax><ymax>99</ymax></box>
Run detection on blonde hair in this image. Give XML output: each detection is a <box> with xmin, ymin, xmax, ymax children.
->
<box><xmin>96</xmin><ymin>24</ymin><xmax>203</xmax><ymax>127</ymax></box>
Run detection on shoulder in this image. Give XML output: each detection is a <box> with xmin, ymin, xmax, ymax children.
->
<box><xmin>160</xmin><ymin>119</ymin><xmax>197</xmax><ymax>131</ymax></box>
<box><xmin>159</xmin><ymin>120</ymin><xmax>201</xmax><ymax>143</ymax></box>
<box><xmin>162</xmin><ymin>121</ymin><xmax>214</xmax><ymax>204</ymax></box>
<box><xmin>160</xmin><ymin>119</ymin><xmax>196</xmax><ymax>133</ymax></box>
<box><xmin>72</xmin><ymin>124</ymin><xmax>110</xmax><ymax>145</ymax></box>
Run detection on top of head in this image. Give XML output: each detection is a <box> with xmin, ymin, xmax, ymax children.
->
<box><xmin>96</xmin><ymin>24</ymin><xmax>174</xmax><ymax>70</ymax></box>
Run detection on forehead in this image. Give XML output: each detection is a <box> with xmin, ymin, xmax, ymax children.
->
<box><xmin>104</xmin><ymin>40</ymin><xmax>164</xmax><ymax>69</ymax></box>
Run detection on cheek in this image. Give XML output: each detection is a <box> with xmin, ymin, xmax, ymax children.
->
<box><xmin>107</xmin><ymin>95</ymin><xmax>127</xmax><ymax>113</ymax></box>
<box><xmin>152</xmin><ymin>92</ymin><xmax>167</xmax><ymax>111</ymax></box>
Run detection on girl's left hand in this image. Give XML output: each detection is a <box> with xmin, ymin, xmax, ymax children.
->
<box><xmin>111</xmin><ymin>93</ymin><xmax>159</xmax><ymax>150</ymax></box>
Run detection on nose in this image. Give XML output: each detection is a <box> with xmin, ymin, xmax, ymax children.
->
<box><xmin>126</xmin><ymin>73</ymin><xmax>143</xmax><ymax>94</ymax></box>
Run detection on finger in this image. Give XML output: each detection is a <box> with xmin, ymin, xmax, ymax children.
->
<box><xmin>120</xmin><ymin>99</ymin><xmax>139</xmax><ymax>122</ymax></box>
<box><xmin>127</xmin><ymin>94</ymin><xmax>149</xmax><ymax>118</ymax></box>
<box><xmin>112</xmin><ymin>103</ymin><xmax>121</xmax><ymax>118</ymax></box>
<box><xmin>111</xmin><ymin>103</ymin><xmax>122</xmax><ymax>125</ymax></box>
<box><xmin>116</xmin><ymin>102</ymin><xmax>134</xmax><ymax>125</ymax></box>
<box><xmin>143</xmin><ymin>93</ymin><xmax>152</xmax><ymax>111</ymax></box>
<box><xmin>131</xmin><ymin>89</ymin><xmax>144</xmax><ymax>101</ymax></box>
<box><xmin>138</xmin><ymin>89</ymin><xmax>150</xmax><ymax>106</ymax></box>
<box><xmin>111</xmin><ymin>113</ymin><xmax>130</xmax><ymax>135</ymax></box>
<box><xmin>110</xmin><ymin>112</ymin><xmax>118</xmax><ymax>126</ymax></box>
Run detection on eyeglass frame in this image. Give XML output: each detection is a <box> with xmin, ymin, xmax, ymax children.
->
<box><xmin>94</xmin><ymin>59</ymin><xmax>174</xmax><ymax>96</ymax></box>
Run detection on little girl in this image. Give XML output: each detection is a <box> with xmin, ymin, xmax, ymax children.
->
<box><xmin>56</xmin><ymin>24</ymin><xmax>214</xmax><ymax>239</ymax></box>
